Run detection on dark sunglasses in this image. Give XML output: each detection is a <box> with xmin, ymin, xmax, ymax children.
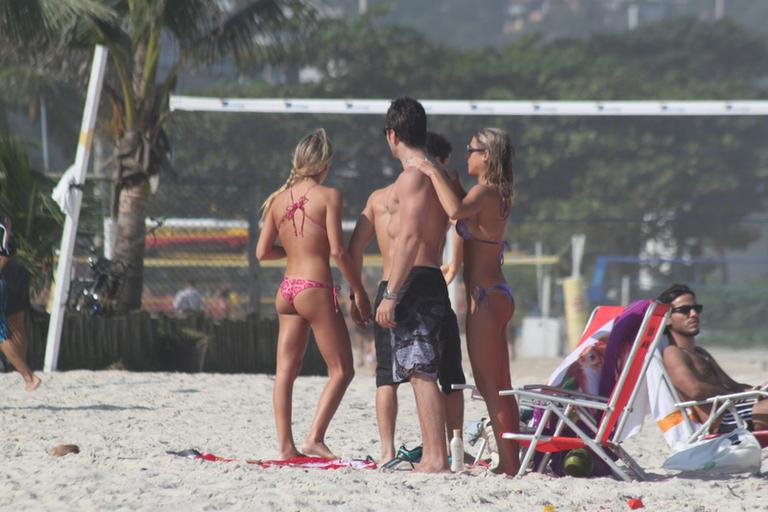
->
<box><xmin>671</xmin><ymin>304</ymin><xmax>703</xmax><ymax>315</ymax></box>
<box><xmin>466</xmin><ymin>144</ymin><xmax>486</xmax><ymax>154</ymax></box>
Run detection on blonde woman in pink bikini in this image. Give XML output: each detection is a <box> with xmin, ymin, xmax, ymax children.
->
<box><xmin>414</xmin><ymin>128</ymin><xmax>520</xmax><ymax>475</ymax></box>
<box><xmin>257</xmin><ymin>128</ymin><xmax>371</xmax><ymax>460</ymax></box>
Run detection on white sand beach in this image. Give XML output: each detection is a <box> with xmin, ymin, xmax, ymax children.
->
<box><xmin>1</xmin><ymin>348</ymin><xmax>766</xmax><ymax>511</ymax></box>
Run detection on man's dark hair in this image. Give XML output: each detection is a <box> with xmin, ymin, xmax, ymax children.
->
<box><xmin>384</xmin><ymin>97</ymin><xmax>427</xmax><ymax>148</ymax></box>
<box><xmin>425</xmin><ymin>131</ymin><xmax>452</xmax><ymax>161</ymax></box>
<box><xmin>656</xmin><ymin>283</ymin><xmax>695</xmax><ymax>304</ymax></box>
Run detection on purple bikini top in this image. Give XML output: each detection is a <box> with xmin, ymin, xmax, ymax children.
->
<box><xmin>455</xmin><ymin>218</ymin><xmax>509</xmax><ymax>265</ymax></box>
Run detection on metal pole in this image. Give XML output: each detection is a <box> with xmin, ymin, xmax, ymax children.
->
<box><xmin>40</xmin><ymin>95</ymin><xmax>50</xmax><ymax>172</ymax></box>
<box><xmin>542</xmin><ymin>273</ymin><xmax>551</xmax><ymax>318</ymax></box>
<box><xmin>535</xmin><ymin>240</ymin><xmax>543</xmax><ymax>312</ymax></box>
<box><xmin>620</xmin><ymin>274</ymin><xmax>630</xmax><ymax>305</ymax></box>
<box><xmin>627</xmin><ymin>3</ymin><xmax>639</xmax><ymax>30</ymax></box>
<box><xmin>571</xmin><ymin>234</ymin><xmax>586</xmax><ymax>278</ymax></box>
<box><xmin>44</xmin><ymin>45</ymin><xmax>109</xmax><ymax>372</ymax></box>
<box><xmin>714</xmin><ymin>0</ymin><xmax>726</xmax><ymax>20</ymax></box>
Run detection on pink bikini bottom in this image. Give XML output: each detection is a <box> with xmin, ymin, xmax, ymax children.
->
<box><xmin>279</xmin><ymin>277</ymin><xmax>339</xmax><ymax>312</ymax></box>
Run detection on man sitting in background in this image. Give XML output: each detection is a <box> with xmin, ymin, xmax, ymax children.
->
<box><xmin>657</xmin><ymin>283</ymin><xmax>767</xmax><ymax>433</ymax></box>
<box><xmin>173</xmin><ymin>280</ymin><xmax>204</xmax><ymax>313</ymax></box>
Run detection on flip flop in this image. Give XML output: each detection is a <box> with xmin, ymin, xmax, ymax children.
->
<box><xmin>397</xmin><ymin>444</ymin><xmax>422</xmax><ymax>463</ymax></box>
<box><xmin>380</xmin><ymin>444</ymin><xmax>423</xmax><ymax>471</ymax></box>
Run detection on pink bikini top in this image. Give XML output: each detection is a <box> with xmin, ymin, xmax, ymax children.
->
<box><xmin>455</xmin><ymin>218</ymin><xmax>510</xmax><ymax>266</ymax></box>
<box><xmin>279</xmin><ymin>185</ymin><xmax>326</xmax><ymax>237</ymax></box>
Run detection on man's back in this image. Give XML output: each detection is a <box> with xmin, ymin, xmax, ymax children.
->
<box><xmin>384</xmin><ymin>166</ymin><xmax>449</xmax><ymax>276</ymax></box>
<box><xmin>368</xmin><ymin>185</ymin><xmax>393</xmax><ymax>278</ymax></box>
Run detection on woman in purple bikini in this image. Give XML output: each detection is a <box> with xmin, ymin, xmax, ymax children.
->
<box><xmin>257</xmin><ymin>129</ymin><xmax>371</xmax><ymax>460</ymax></box>
<box><xmin>414</xmin><ymin>127</ymin><xmax>520</xmax><ymax>475</ymax></box>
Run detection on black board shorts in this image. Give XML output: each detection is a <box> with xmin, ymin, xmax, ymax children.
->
<box><xmin>374</xmin><ymin>267</ymin><xmax>465</xmax><ymax>393</ymax></box>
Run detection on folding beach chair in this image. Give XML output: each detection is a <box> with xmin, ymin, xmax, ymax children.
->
<box><xmin>500</xmin><ymin>301</ymin><xmax>671</xmax><ymax>481</ymax></box>
<box><xmin>579</xmin><ymin>305</ymin><xmax>625</xmax><ymax>346</ymax></box>
<box><xmin>451</xmin><ymin>304</ymin><xmax>626</xmax><ymax>465</ymax></box>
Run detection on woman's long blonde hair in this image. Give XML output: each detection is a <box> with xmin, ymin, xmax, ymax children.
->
<box><xmin>260</xmin><ymin>128</ymin><xmax>333</xmax><ymax>220</ymax></box>
<box><xmin>475</xmin><ymin>127</ymin><xmax>515</xmax><ymax>217</ymax></box>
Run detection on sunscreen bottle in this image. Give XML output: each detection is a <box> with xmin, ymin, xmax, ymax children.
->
<box><xmin>450</xmin><ymin>429</ymin><xmax>464</xmax><ymax>472</ymax></box>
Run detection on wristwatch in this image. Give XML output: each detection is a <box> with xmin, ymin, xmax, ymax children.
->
<box><xmin>382</xmin><ymin>288</ymin><xmax>403</xmax><ymax>302</ymax></box>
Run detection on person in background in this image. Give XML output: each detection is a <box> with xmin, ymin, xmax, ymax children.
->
<box><xmin>425</xmin><ymin>131</ymin><xmax>465</xmax><ymax>285</ymax></box>
<box><xmin>0</xmin><ymin>217</ymin><xmax>41</xmax><ymax>391</ymax></box>
<box><xmin>208</xmin><ymin>287</ymin><xmax>232</xmax><ymax>320</ymax></box>
<box><xmin>173</xmin><ymin>280</ymin><xmax>204</xmax><ymax>313</ymax></box>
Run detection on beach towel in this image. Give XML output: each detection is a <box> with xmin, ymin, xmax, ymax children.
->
<box><xmin>168</xmin><ymin>449</ymin><xmax>377</xmax><ymax>470</ymax></box>
<box><xmin>52</xmin><ymin>164</ymin><xmax>77</xmax><ymax>215</ymax></box>
<box><xmin>544</xmin><ymin>301</ymin><xmax>650</xmax><ymax>413</ymax></box>
<box><xmin>546</xmin><ymin>300</ymin><xmax>701</xmax><ymax>447</ymax></box>
<box><xmin>645</xmin><ymin>347</ymin><xmax>701</xmax><ymax>448</ymax></box>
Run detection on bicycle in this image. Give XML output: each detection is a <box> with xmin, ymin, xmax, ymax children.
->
<box><xmin>67</xmin><ymin>246</ymin><xmax>127</xmax><ymax>315</ymax></box>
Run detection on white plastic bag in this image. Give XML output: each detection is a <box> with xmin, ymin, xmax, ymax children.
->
<box><xmin>662</xmin><ymin>428</ymin><xmax>762</xmax><ymax>474</ymax></box>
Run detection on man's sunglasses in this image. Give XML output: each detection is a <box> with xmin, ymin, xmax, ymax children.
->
<box><xmin>671</xmin><ymin>304</ymin><xmax>703</xmax><ymax>315</ymax></box>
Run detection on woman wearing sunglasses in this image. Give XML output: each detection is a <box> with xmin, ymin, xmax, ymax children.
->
<box><xmin>412</xmin><ymin>128</ymin><xmax>520</xmax><ymax>475</ymax></box>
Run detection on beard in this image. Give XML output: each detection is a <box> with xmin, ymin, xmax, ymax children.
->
<box><xmin>672</xmin><ymin>323</ymin><xmax>699</xmax><ymax>337</ymax></box>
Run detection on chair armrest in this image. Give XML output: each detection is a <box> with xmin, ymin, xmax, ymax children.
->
<box><xmin>500</xmin><ymin>388</ymin><xmax>610</xmax><ymax>411</ymax></box>
<box><xmin>452</xmin><ymin>383</ymin><xmax>484</xmax><ymax>401</ymax></box>
<box><xmin>675</xmin><ymin>390</ymin><xmax>768</xmax><ymax>409</ymax></box>
<box><xmin>519</xmin><ymin>384</ymin><xmax>608</xmax><ymax>403</ymax></box>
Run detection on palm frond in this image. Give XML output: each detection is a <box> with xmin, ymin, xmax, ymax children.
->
<box><xmin>181</xmin><ymin>0</ymin><xmax>315</xmax><ymax>65</ymax></box>
<box><xmin>0</xmin><ymin>0</ymin><xmax>114</xmax><ymax>46</ymax></box>
<box><xmin>0</xmin><ymin>131</ymin><xmax>63</xmax><ymax>275</ymax></box>
<box><xmin>159</xmin><ymin>0</ymin><xmax>211</xmax><ymax>46</ymax></box>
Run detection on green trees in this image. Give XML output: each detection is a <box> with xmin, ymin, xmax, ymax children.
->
<box><xmin>170</xmin><ymin>15</ymin><xmax>768</xmax><ymax>270</ymax></box>
<box><xmin>3</xmin><ymin>7</ymin><xmax>766</xmax><ymax>311</ymax></box>
<box><xmin>0</xmin><ymin>0</ymin><xmax>313</xmax><ymax>311</ymax></box>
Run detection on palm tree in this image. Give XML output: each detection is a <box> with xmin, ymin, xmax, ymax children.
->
<box><xmin>0</xmin><ymin>0</ymin><xmax>313</xmax><ymax>311</ymax></box>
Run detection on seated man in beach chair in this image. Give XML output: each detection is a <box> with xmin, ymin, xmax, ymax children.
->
<box><xmin>657</xmin><ymin>284</ymin><xmax>768</xmax><ymax>435</ymax></box>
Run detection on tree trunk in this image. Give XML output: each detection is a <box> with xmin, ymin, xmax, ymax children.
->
<box><xmin>113</xmin><ymin>181</ymin><xmax>149</xmax><ymax>312</ymax></box>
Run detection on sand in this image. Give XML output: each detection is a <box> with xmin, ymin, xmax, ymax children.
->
<box><xmin>1</xmin><ymin>348</ymin><xmax>766</xmax><ymax>511</ymax></box>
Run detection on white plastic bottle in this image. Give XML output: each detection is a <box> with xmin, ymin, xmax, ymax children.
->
<box><xmin>450</xmin><ymin>429</ymin><xmax>464</xmax><ymax>473</ymax></box>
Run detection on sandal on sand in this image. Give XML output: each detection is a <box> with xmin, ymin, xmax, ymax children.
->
<box><xmin>380</xmin><ymin>444</ymin><xmax>423</xmax><ymax>471</ymax></box>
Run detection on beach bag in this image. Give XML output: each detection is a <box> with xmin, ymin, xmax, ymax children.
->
<box><xmin>662</xmin><ymin>428</ymin><xmax>761</xmax><ymax>474</ymax></box>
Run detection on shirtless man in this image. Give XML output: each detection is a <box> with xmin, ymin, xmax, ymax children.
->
<box><xmin>658</xmin><ymin>283</ymin><xmax>767</xmax><ymax>432</ymax></box>
<box><xmin>374</xmin><ymin>98</ymin><xmax>457</xmax><ymax>472</ymax></box>
<box><xmin>348</xmin><ymin>131</ymin><xmax>465</xmax><ymax>464</ymax></box>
